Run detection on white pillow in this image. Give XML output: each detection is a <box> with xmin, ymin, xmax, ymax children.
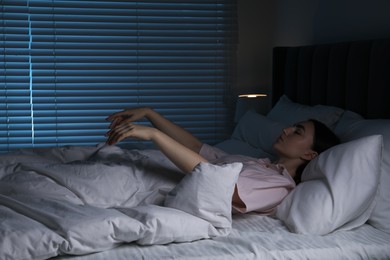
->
<box><xmin>276</xmin><ymin>135</ymin><xmax>383</xmax><ymax>235</ymax></box>
<box><xmin>267</xmin><ymin>95</ymin><xmax>344</xmax><ymax>128</ymax></box>
<box><xmin>335</xmin><ymin>111</ymin><xmax>390</xmax><ymax>233</ymax></box>
<box><xmin>229</xmin><ymin>109</ymin><xmax>286</xmax><ymax>158</ymax></box>
<box><xmin>164</xmin><ymin>162</ymin><xmax>242</xmax><ymax>229</ymax></box>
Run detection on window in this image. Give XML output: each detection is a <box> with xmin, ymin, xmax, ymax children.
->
<box><xmin>1</xmin><ymin>0</ymin><xmax>237</xmax><ymax>153</ymax></box>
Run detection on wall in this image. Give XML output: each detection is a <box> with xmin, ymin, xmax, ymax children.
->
<box><xmin>274</xmin><ymin>0</ymin><xmax>390</xmax><ymax>45</ymax></box>
<box><xmin>235</xmin><ymin>0</ymin><xmax>276</xmax><ymax>112</ymax></box>
<box><xmin>236</xmin><ymin>0</ymin><xmax>390</xmax><ymax>112</ymax></box>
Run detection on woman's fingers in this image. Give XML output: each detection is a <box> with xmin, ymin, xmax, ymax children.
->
<box><xmin>106</xmin><ymin>123</ymin><xmax>135</xmax><ymax>145</ymax></box>
<box><xmin>106</xmin><ymin>109</ymin><xmax>129</xmax><ymax>121</ymax></box>
<box><xmin>105</xmin><ymin>107</ymin><xmax>151</xmax><ymax>144</ymax></box>
<box><xmin>108</xmin><ymin>115</ymin><xmax>138</xmax><ymax>130</ymax></box>
<box><xmin>106</xmin><ymin>108</ymin><xmax>150</xmax><ymax>134</ymax></box>
<box><xmin>106</xmin><ymin>125</ymin><xmax>123</xmax><ymax>145</ymax></box>
<box><xmin>108</xmin><ymin>117</ymin><xmax>124</xmax><ymax>129</ymax></box>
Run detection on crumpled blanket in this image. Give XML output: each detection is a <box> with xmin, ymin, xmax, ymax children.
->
<box><xmin>0</xmin><ymin>144</ymin><xmax>242</xmax><ymax>260</ymax></box>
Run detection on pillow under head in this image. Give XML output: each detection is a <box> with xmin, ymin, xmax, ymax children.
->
<box><xmin>276</xmin><ymin>135</ymin><xmax>383</xmax><ymax>235</ymax></box>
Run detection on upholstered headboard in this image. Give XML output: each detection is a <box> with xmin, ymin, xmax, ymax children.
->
<box><xmin>272</xmin><ymin>39</ymin><xmax>390</xmax><ymax>119</ymax></box>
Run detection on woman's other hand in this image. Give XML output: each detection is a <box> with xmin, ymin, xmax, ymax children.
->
<box><xmin>106</xmin><ymin>107</ymin><xmax>151</xmax><ymax>130</ymax></box>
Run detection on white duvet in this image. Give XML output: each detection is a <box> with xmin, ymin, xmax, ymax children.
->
<box><xmin>0</xmin><ymin>144</ymin><xmax>241</xmax><ymax>260</ymax></box>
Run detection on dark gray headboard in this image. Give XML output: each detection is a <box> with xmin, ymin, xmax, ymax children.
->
<box><xmin>272</xmin><ymin>39</ymin><xmax>390</xmax><ymax>119</ymax></box>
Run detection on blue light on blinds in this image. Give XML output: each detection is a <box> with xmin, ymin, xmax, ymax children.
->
<box><xmin>1</xmin><ymin>0</ymin><xmax>238</xmax><ymax>153</ymax></box>
<box><xmin>28</xmin><ymin>2</ymin><xmax>35</xmax><ymax>147</ymax></box>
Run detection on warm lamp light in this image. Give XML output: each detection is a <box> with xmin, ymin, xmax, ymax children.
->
<box><xmin>238</xmin><ymin>94</ymin><xmax>267</xmax><ymax>98</ymax></box>
<box><xmin>234</xmin><ymin>93</ymin><xmax>267</xmax><ymax>123</ymax></box>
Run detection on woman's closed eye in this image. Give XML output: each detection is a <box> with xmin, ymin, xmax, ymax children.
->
<box><xmin>292</xmin><ymin>124</ymin><xmax>305</xmax><ymax>135</ymax></box>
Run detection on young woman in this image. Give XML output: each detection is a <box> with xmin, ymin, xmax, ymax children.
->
<box><xmin>106</xmin><ymin>107</ymin><xmax>339</xmax><ymax>214</ymax></box>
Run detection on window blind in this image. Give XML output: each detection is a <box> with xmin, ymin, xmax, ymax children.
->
<box><xmin>1</xmin><ymin>0</ymin><xmax>238</xmax><ymax>153</ymax></box>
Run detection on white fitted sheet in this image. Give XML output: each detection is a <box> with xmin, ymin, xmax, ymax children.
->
<box><xmin>54</xmin><ymin>213</ymin><xmax>390</xmax><ymax>260</ymax></box>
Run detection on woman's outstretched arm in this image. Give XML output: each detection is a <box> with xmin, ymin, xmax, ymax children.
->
<box><xmin>106</xmin><ymin>107</ymin><xmax>203</xmax><ymax>153</ymax></box>
<box><xmin>106</xmin><ymin>123</ymin><xmax>207</xmax><ymax>173</ymax></box>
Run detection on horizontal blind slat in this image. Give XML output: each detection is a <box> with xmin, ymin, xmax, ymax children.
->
<box><xmin>1</xmin><ymin>0</ymin><xmax>238</xmax><ymax>153</ymax></box>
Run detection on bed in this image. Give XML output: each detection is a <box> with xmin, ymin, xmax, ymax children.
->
<box><xmin>1</xmin><ymin>39</ymin><xmax>390</xmax><ymax>260</ymax></box>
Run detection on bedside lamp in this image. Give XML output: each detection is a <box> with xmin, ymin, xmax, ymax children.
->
<box><xmin>234</xmin><ymin>93</ymin><xmax>267</xmax><ymax>123</ymax></box>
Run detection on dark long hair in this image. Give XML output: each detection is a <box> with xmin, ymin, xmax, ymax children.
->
<box><xmin>294</xmin><ymin>119</ymin><xmax>340</xmax><ymax>184</ymax></box>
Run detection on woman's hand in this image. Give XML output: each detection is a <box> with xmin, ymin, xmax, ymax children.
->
<box><xmin>106</xmin><ymin>107</ymin><xmax>151</xmax><ymax>130</ymax></box>
<box><xmin>106</xmin><ymin>123</ymin><xmax>156</xmax><ymax>145</ymax></box>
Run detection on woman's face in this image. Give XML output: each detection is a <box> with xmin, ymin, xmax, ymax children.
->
<box><xmin>273</xmin><ymin>121</ymin><xmax>317</xmax><ymax>161</ymax></box>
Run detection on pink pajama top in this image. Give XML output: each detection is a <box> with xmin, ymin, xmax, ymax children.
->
<box><xmin>200</xmin><ymin>144</ymin><xmax>296</xmax><ymax>215</ymax></box>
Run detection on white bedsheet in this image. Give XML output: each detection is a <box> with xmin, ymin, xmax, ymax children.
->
<box><xmin>54</xmin><ymin>213</ymin><xmax>390</xmax><ymax>260</ymax></box>
<box><xmin>0</xmin><ymin>144</ymin><xmax>235</xmax><ymax>260</ymax></box>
